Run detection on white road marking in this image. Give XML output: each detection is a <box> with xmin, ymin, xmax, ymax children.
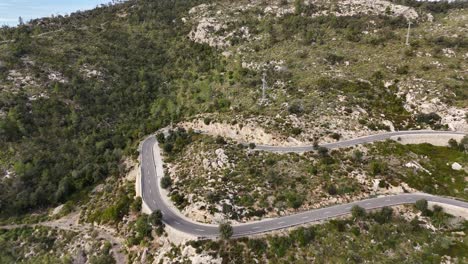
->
<box><xmin>139</xmin><ymin>132</ymin><xmax>468</xmax><ymax>238</ymax></box>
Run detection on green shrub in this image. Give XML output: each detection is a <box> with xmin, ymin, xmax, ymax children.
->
<box><xmin>325</xmin><ymin>53</ymin><xmax>345</xmax><ymax>65</ymax></box>
<box><xmin>290</xmin><ymin>227</ymin><xmax>315</xmax><ymax>246</ymax></box>
<box><xmin>219</xmin><ymin>222</ymin><xmax>233</xmax><ymax>240</ymax></box>
<box><xmin>161</xmin><ymin>175</ymin><xmax>172</xmax><ymax>189</ymax></box>
<box><xmin>135</xmin><ymin>215</ymin><xmax>152</xmax><ymax>240</ymax></box>
<box><xmin>269</xmin><ymin>236</ymin><xmax>292</xmax><ymax>257</ymax></box>
<box><xmin>415</xmin><ymin>199</ymin><xmax>428</xmax><ymax>215</ymax></box>
<box><xmin>369</xmin><ymin>160</ymin><xmax>387</xmax><ymax>176</ymax></box>
<box><xmin>327</xmin><ymin>184</ymin><xmax>338</xmax><ymax>195</ymax></box>
<box><xmin>285</xmin><ymin>192</ymin><xmax>304</xmax><ymax>209</ymax></box>
<box><xmin>351</xmin><ymin>205</ymin><xmax>366</xmax><ymax>219</ymax></box>
<box><xmin>317</xmin><ymin>147</ymin><xmax>329</xmax><ymax>157</ymax></box>
<box><xmin>351</xmin><ymin>150</ymin><xmax>363</xmax><ymax>162</ymax></box>
<box><xmin>131</xmin><ymin>197</ymin><xmax>142</xmax><ymax>213</ymax></box>
<box><xmin>330</xmin><ymin>133</ymin><xmax>341</xmax><ymax>141</ymax></box>
<box><xmin>204</xmin><ymin>117</ymin><xmax>212</xmax><ymax>125</ymax></box>
<box><xmin>371</xmin><ymin>206</ymin><xmax>393</xmax><ymax>224</ymax></box>
<box><xmin>416</xmin><ymin>112</ymin><xmax>441</xmax><ymax>125</ymax></box>
<box><xmin>163</xmin><ymin>143</ymin><xmax>174</xmax><ymax>153</ymax></box>
<box><xmin>396</xmin><ymin>65</ymin><xmax>409</xmax><ymax>75</ymax></box>
<box><xmin>156</xmin><ymin>133</ymin><xmax>165</xmax><ymax>143</ymax></box>
<box><xmin>291</xmin><ymin>127</ymin><xmax>302</xmax><ymax>136</ymax></box>
<box><xmin>247</xmin><ymin>239</ymin><xmax>267</xmax><ymax>255</ymax></box>
<box><xmin>288</xmin><ymin>102</ymin><xmax>304</xmax><ymax>115</ymax></box>
<box><xmin>215</xmin><ymin>135</ymin><xmax>227</xmax><ymax>145</ymax></box>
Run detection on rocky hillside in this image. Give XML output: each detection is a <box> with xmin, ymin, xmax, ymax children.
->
<box><xmin>0</xmin><ymin>0</ymin><xmax>467</xmax><ymax>263</ymax></box>
<box><xmin>182</xmin><ymin>0</ymin><xmax>467</xmax><ymax>147</ymax></box>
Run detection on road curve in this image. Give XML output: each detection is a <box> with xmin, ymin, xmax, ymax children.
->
<box><xmin>256</xmin><ymin>130</ymin><xmax>466</xmax><ymax>152</ymax></box>
<box><xmin>140</xmin><ymin>130</ymin><xmax>467</xmax><ymax>238</ymax></box>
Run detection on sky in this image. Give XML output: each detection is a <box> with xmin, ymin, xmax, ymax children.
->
<box><xmin>0</xmin><ymin>0</ymin><xmax>112</xmax><ymax>27</ymax></box>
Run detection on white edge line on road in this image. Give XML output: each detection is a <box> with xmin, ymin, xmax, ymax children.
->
<box><xmin>139</xmin><ymin>131</ymin><xmax>468</xmax><ymax>238</ymax></box>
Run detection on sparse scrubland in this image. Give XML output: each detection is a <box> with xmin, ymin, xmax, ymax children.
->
<box><xmin>163</xmin><ymin>130</ymin><xmax>467</xmax><ymax>223</ymax></box>
<box><xmin>0</xmin><ymin>0</ymin><xmax>467</xmax><ymax>263</ymax></box>
<box><xmin>162</xmin><ymin>204</ymin><xmax>468</xmax><ymax>263</ymax></box>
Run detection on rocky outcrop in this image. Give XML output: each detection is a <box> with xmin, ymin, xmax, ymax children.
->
<box><xmin>311</xmin><ymin>0</ymin><xmax>418</xmax><ymax>20</ymax></box>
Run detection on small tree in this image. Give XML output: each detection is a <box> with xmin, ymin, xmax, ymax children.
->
<box><xmin>317</xmin><ymin>147</ymin><xmax>329</xmax><ymax>157</ymax></box>
<box><xmin>330</xmin><ymin>133</ymin><xmax>341</xmax><ymax>141</ymax></box>
<box><xmin>135</xmin><ymin>215</ymin><xmax>152</xmax><ymax>240</ymax></box>
<box><xmin>460</xmin><ymin>135</ymin><xmax>468</xmax><ymax>152</ymax></box>
<box><xmin>163</xmin><ymin>143</ymin><xmax>174</xmax><ymax>153</ymax></box>
<box><xmin>351</xmin><ymin>205</ymin><xmax>366</xmax><ymax>219</ymax></box>
<box><xmin>369</xmin><ymin>160</ymin><xmax>387</xmax><ymax>176</ymax></box>
<box><xmin>215</xmin><ymin>135</ymin><xmax>227</xmax><ymax>145</ymax></box>
<box><xmin>327</xmin><ymin>184</ymin><xmax>337</xmax><ymax>195</ymax></box>
<box><xmin>219</xmin><ymin>222</ymin><xmax>233</xmax><ymax>240</ymax></box>
<box><xmin>149</xmin><ymin>210</ymin><xmax>163</xmax><ymax>227</ymax></box>
<box><xmin>156</xmin><ymin>133</ymin><xmax>165</xmax><ymax>143</ymax></box>
<box><xmin>249</xmin><ymin>143</ymin><xmax>256</xmax><ymax>149</ymax></box>
<box><xmin>161</xmin><ymin>175</ymin><xmax>172</xmax><ymax>189</ymax></box>
<box><xmin>351</xmin><ymin>150</ymin><xmax>363</xmax><ymax>163</ymax></box>
<box><xmin>131</xmin><ymin>197</ymin><xmax>142</xmax><ymax>213</ymax></box>
<box><xmin>448</xmin><ymin>138</ymin><xmax>459</xmax><ymax>149</ymax></box>
<box><xmin>373</xmin><ymin>206</ymin><xmax>393</xmax><ymax>224</ymax></box>
<box><xmin>415</xmin><ymin>199</ymin><xmax>428</xmax><ymax>215</ymax></box>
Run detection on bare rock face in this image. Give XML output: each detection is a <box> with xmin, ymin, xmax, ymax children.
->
<box><xmin>51</xmin><ymin>204</ymin><xmax>64</xmax><ymax>216</ymax></box>
<box><xmin>399</xmin><ymin>79</ymin><xmax>468</xmax><ymax>132</ymax></box>
<box><xmin>311</xmin><ymin>0</ymin><xmax>419</xmax><ymax>21</ymax></box>
<box><xmin>186</xmin><ymin>0</ymin><xmax>419</xmax><ymax>49</ymax></box>
<box><xmin>452</xmin><ymin>162</ymin><xmax>462</xmax><ymax>171</ymax></box>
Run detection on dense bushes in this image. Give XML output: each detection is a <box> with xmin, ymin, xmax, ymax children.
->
<box><xmin>0</xmin><ymin>0</ymin><xmax>220</xmax><ymax>216</ymax></box>
<box><xmin>415</xmin><ymin>112</ymin><xmax>441</xmax><ymax>125</ymax></box>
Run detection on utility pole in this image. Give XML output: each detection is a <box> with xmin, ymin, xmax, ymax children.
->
<box><xmin>261</xmin><ymin>72</ymin><xmax>267</xmax><ymax>104</ymax></box>
<box><xmin>405</xmin><ymin>21</ymin><xmax>412</xmax><ymax>46</ymax></box>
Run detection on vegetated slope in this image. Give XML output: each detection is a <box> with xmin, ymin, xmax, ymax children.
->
<box><xmin>0</xmin><ymin>0</ymin><xmax>466</xmax><ymax>219</ymax></box>
<box><xmin>182</xmin><ymin>0</ymin><xmax>467</xmax><ymax>145</ymax></box>
<box><xmin>0</xmin><ymin>0</ymin><xmax>224</xmax><ymax>216</ymax></box>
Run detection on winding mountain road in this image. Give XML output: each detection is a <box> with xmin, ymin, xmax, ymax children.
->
<box><xmin>140</xmin><ymin>130</ymin><xmax>467</xmax><ymax>238</ymax></box>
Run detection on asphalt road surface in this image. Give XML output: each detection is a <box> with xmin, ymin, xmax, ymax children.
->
<box><xmin>140</xmin><ymin>130</ymin><xmax>468</xmax><ymax>238</ymax></box>
<box><xmin>256</xmin><ymin>130</ymin><xmax>467</xmax><ymax>152</ymax></box>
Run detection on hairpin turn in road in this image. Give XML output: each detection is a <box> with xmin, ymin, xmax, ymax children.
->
<box><xmin>139</xmin><ymin>130</ymin><xmax>468</xmax><ymax>238</ymax></box>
